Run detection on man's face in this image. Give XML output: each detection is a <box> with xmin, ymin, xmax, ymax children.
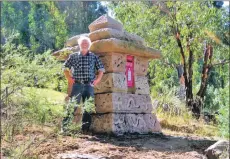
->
<box><xmin>80</xmin><ymin>39</ymin><xmax>90</xmax><ymax>51</ymax></box>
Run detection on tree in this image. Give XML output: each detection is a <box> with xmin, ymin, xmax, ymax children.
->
<box><xmin>56</xmin><ymin>1</ymin><xmax>107</xmax><ymax>37</ymax></box>
<box><xmin>109</xmin><ymin>1</ymin><xmax>229</xmax><ymax>117</ymax></box>
<box><xmin>2</xmin><ymin>1</ymin><xmax>68</xmax><ymax>53</ymax></box>
<box><xmin>28</xmin><ymin>1</ymin><xmax>67</xmax><ymax>53</ymax></box>
<box><xmin>2</xmin><ymin>2</ymin><xmax>107</xmax><ymax>53</ymax></box>
<box><xmin>1</xmin><ymin>2</ymin><xmax>30</xmax><ymax>46</ymax></box>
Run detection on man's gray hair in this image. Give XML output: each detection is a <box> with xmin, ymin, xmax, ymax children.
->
<box><xmin>78</xmin><ymin>36</ymin><xmax>91</xmax><ymax>47</ymax></box>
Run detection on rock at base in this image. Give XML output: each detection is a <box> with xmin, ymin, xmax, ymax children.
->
<box><xmin>57</xmin><ymin>153</ymin><xmax>102</xmax><ymax>159</ymax></box>
<box><xmin>95</xmin><ymin>93</ymin><xmax>153</xmax><ymax>113</ymax></box>
<box><xmin>205</xmin><ymin>140</ymin><xmax>229</xmax><ymax>159</ymax></box>
<box><xmin>91</xmin><ymin>113</ymin><xmax>161</xmax><ymax>135</ymax></box>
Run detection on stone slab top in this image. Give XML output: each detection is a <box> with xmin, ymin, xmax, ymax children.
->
<box><xmin>90</xmin><ymin>38</ymin><xmax>161</xmax><ymax>59</ymax></box>
<box><xmin>89</xmin><ymin>28</ymin><xmax>145</xmax><ymax>45</ymax></box>
<box><xmin>88</xmin><ymin>14</ymin><xmax>123</xmax><ymax>32</ymax></box>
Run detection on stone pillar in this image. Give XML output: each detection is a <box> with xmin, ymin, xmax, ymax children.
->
<box><xmin>52</xmin><ymin>15</ymin><xmax>162</xmax><ymax>135</ymax></box>
<box><xmin>88</xmin><ymin>15</ymin><xmax>162</xmax><ymax>135</ymax></box>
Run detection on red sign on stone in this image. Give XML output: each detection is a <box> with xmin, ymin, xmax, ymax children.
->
<box><xmin>126</xmin><ymin>55</ymin><xmax>134</xmax><ymax>87</ymax></box>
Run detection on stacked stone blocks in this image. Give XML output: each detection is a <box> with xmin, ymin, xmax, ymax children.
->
<box><xmin>53</xmin><ymin>15</ymin><xmax>162</xmax><ymax>135</ymax></box>
<box><xmin>88</xmin><ymin>15</ymin><xmax>161</xmax><ymax>135</ymax></box>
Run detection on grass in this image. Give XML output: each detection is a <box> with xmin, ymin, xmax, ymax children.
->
<box><xmin>22</xmin><ymin>87</ymin><xmax>66</xmax><ymax>104</ymax></box>
<box><xmin>2</xmin><ymin>87</ymin><xmax>68</xmax><ymax>158</ymax></box>
<box><xmin>156</xmin><ymin>107</ymin><xmax>220</xmax><ymax>139</ymax></box>
<box><xmin>22</xmin><ymin>87</ymin><xmax>66</xmax><ymax>118</ymax></box>
<box><xmin>3</xmin><ymin>87</ymin><xmax>67</xmax><ymax>134</ymax></box>
<box><xmin>22</xmin><ymin>87</ymin><xmax>220</xmax><ymax>138</ymax></box>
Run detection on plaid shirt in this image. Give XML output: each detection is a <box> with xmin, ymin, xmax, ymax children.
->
<box><xmin>63</xmin><ymin>52</ymin><xmax>105</xmax><ymax>82</ymax></box>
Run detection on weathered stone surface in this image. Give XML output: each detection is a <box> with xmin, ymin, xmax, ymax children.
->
<box><xmin>100</xmin><ymin>54</ymin><xmax>126</xmax><ymax>73</ymax></box>
<box><xmin>65</xmin><ymin>33</ymin><xmax>88</xmax><ymax>47</ymax></box>
<box><xmin>89</xmin><ymin>38</ymin><xmax>161</xmax><ymax>59</ymax></box>
<box><xmin>205</xmin><ymin>140</ymin><xmax>229</xmax><ymax>159</ymax></box>
<box><xmin>89</xmin><ymin>28</ymin><xmax>144</xmax><ymax>45</ymax></box>
<box><xmin>88</xmin><ymin>15</ymin><xmax>123</xmax><ymax>32</ymax></box>
<box><xmin>134</xmin><ymin>57</ymin><xmax>149</xmax><ymax>75</ymax></box>
<box><xmin>98</xmin><ymin>54</ymin><xmax>149</xmax><ymax>76</ymax></box>
<box><xmin>57</xmin><ymin>153</ymin><xmax>102</xmax><ymax>159</ymax></box>
<box><xmin>95</xmin><ymin>93</ymin><xmax>153</xmax><ymax>113</ymax></box>
<box><xmin>135</xmin><ymin>76</ymin><xmax>150</xmax><ymax>95</ymax></box>
<box><xmin>52</xmin><ymin>46</ymin><xmax>79</xmax><ymax>61</ymax></box>
<box><xmin>94</xmin><ymin>73</ymin><xmax>127</xmax><ymax>94</ymax></box>
<box><xmin>91</xmin><ymin>113</ymin><xmax>161</xmax><ymax>135</ymax></box>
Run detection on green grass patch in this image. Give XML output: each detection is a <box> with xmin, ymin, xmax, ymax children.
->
<box><xmin>3</xmin><ymin>87</ymin><xmax>67</xmax><ymax>140</ymax></box>
<box><xmin>22</xmin><ymin>87</ymin><xmax>66</xmax><ymax>104</ymax></box>
<box><xmin>157</xmin><ymin>108</ymin><xmax>220</xmax><ymax>138</ymax></box>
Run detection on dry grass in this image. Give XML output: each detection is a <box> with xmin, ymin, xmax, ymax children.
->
<box><xmin>156</xmin><ymin>108</ymin><xmax>220</xmax><ymax>138</ymax></box>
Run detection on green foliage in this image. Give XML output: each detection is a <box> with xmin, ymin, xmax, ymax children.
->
<box><xmin>1</xmin><ymin>2</ymin><xmax>107</xmax><ymax>53</ymax></box>
<box><xmin>22</xmin><ymin>88</ymin><xmax>64</xmax><ymax>124</ymax></box>
<box><xmin>83</xmin><ymin>97</ymin><xmax>96</xmax><ymax>113</ymax></box>
<box><xmin>216</xmin><ymin>85</ymin><xmax>229</xmax><ymax>138</ymax></box>
<box><xmin>1</xmin><ymin>36</ymin><xmax>67</xmax><ymax>141</ymax></box>
<box><xmin>61</xmin><ymin>96</ymin><xmax>95</xmax><ymax>136</ymax></box>
<box><xmin>149</xmin><ymin>60</ymin><xmax>179</xmax><ymax>97</ymax></box>
<box><xmin>68</xmin><ymin>96</ymin><xmax>96</xmax><ymax>114</ymax></box>
<box><xmin>109</xmin><ymin>1</ymin><xmax>228</xmax><ymax>77</ymax></box>
<box><xmin>1</xmin><ymin>2</ymin><xmax>31</xmax><ymax>46</ymax></box>
<box><xmin>2</xmin><ymin>87</ymin><xmax>65</xmax><ymax>158</ymax></box>
<box><xmin>202</xmin><ymin>64</ymin><xmax>229</xmax><ymax>114</ymax></box>
<box><xmin>1</xmin><ymin>36</ymin><xmax>67</xmax><ymax>92</ymax></box>
<box><xmin>153</xmin><ymin>86</ymin><xmax>187</xmax><ymax>115</ymax></box>
<box><xmin>2</xmin><ymin>1</ymin><xmax>68</xmax><ymax>53</ymax></box>
<box><xmin>109</xmin><ymin>1</ymin><xmax>229</xmax><ymax>138</ymax></box>
<box><xmin>57</xmin><ymin>1</ymin><xmax>107</xmax><ymax>37</ymax></box>
<box><xmin>62</xmin><ymin>100</ymin><xmax>81</xmax><ymax>136</ymax></box>
<box><xmin>28</xmin><ymin>1</ymin><xmax>67</xmax><ymax>53</ymax></box>
<box><xmin>2</xmin><ymin>87</ymin><xmax>65</xmax><ymax>141</ymax></box>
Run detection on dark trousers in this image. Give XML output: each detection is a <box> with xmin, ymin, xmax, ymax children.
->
<box><xmin>62</xmin><ymin>83</ymin><xmax>94</xmax><ymax>132</ymax></box>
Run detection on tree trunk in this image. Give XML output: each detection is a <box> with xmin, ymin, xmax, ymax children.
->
<box><xmin>175</xmin><ymin>32</ymin><xmax>197</xmax><ymax>114</ymax></box>
<box><xmin>187</xmin><ymin>36</ymin><xmax>193</xmax><ymax>101</ymax></box>
<box><xmin>197</xmin><ymin>44</ymin><xmax>213</xmax><ymax>98</ymax></box>
<box><xmin>187</xmin><ymin>44</ymin><xmax>213</xmax><ymax>119</ymax></box>
<box><xmin>172</xmin><ymin>14</ymin><xmax>213</xmax><ymax>118</ymax></box>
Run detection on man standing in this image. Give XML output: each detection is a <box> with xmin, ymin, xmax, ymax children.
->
<box><xmin>62</xmin><ymin>36</ymin><xmax>105</xmax><ymax>133</ymax></box>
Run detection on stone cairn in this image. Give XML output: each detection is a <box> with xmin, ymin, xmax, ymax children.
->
<box><xmin>53</xmin><ymin>15</ymin><xmax>162</xmax><ymax>135</ymax></box>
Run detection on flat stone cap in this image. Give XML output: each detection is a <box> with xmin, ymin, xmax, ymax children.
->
<box><xmin>88</xmin><ymin>14</ymin><xmax>123</xmax><ymax>32</ymax></box>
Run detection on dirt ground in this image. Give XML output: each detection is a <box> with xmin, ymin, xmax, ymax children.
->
<box><xmin>2</xmin><ymin>126</ymin><xmax>217</xmax><ymax>159</ymax></box>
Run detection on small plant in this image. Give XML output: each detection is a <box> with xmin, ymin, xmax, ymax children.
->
<box><xmin>84</xmin><ymin>97</ymin><xmax>96</xmax><ymax>113</ymax></box>
<box><xmin>61</xmin><ymin>96</ymin><xmax>95</xmax><ymax>135</ymax></box>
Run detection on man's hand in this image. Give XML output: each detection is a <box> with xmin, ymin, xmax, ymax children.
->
<box><xmin>93</xmin><ymin>70</ymin><xmax>104</xmax><ymax>86</ymax></box>
<box><xmin>92</xmin><ymin>78</ymin><xmax>100</xmax><ymax>86</ymax></box>
<box><xmin>65</xmin><ymin>95</ymin><xmax>70</xmax><ymax>102</ymax></box>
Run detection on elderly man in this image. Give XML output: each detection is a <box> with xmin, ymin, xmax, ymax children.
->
<box><xmin>62</xmin><ymin>36</ymin><xmax>105</xmax><ymax>133</ymax></box>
